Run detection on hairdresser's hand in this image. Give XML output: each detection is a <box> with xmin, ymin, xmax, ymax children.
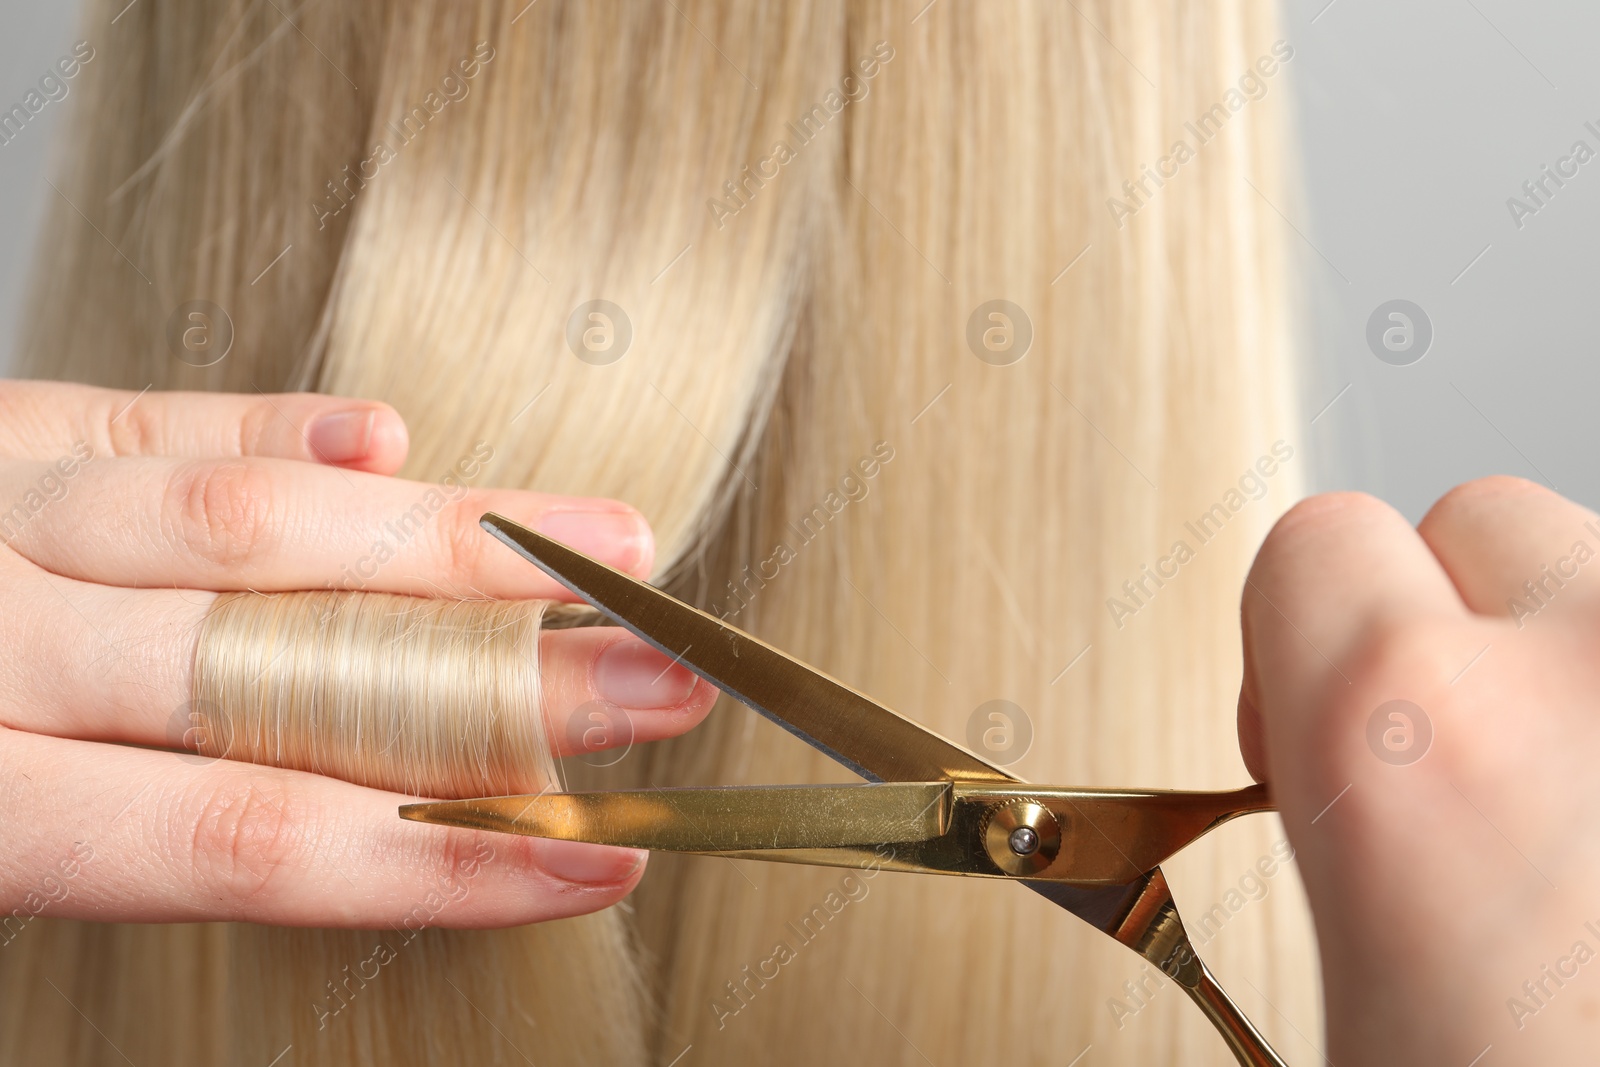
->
<box><xmin>1238</xmin><ymin>478</ymin><xmax>1600</xmax><ymax>1062</ymax></box>
<box><xmin>0</xmin><ymin>381</ymin><xmax>716</xmax><ymax>931</ymax></box>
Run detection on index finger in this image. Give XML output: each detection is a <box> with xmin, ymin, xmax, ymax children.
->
<box><xmin>0</xmin><ymin>455</ymin><xmax>655</xmax><ymax>598</ymax></box>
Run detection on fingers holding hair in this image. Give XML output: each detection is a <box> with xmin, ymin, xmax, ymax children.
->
<box><xmin>2</xmin><ymin>573</ymin><xmax>714</xmax><ymax>762</ymax></box>
<box><xmin>0</xmin><ymin>455</ymin><xmax>654</xmax><ymax>598</ymax></box>
<box><xmin>0</xmin><ymin>728</ymin><xmax>647</xmax><ymax>928</ymax></box>
<box><xmin>0</xmin><ymin>381</ymin><xmax>409</xmax><ymax>473</ymax></box>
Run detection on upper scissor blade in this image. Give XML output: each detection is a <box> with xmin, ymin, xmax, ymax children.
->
<box><xmin>482</xmin><ymin>514</ymin><xmax>1013</xmax><ymax>784</ymax></box>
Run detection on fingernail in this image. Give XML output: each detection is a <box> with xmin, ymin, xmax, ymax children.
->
<box><xmin>536</xmin><ymin>839</ymin><xmax>645</xmax><ymax>885</ymax></box>
<box><xmin>308</xmin><ymin>409</ymin><xmax>376</xmax><ymax>464</ymax></box>
<box><xmin>537</xmin><ymin>509</ymin><xmax>652</xmax><ymax>573</ymax></box>
<box><xmin>595</xmin><ymin>638</ymin><xmax>696</xmax><ymax>709</ymax></box>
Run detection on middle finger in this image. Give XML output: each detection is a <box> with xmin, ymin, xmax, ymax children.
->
<box><xmin>0</xmin><ymin>560</ymin><xmax>714</xmax><ymax>763</ymax></box>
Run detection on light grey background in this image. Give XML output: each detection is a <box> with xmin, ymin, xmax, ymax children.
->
<box><xmin>0</xmin><ymin>3</ymin><xmax>82</xmax><ymax>367</ymax></box>
<box><xmin>2</xmin><ymin>0</ymin><xmax>1595</xmax><ymax>521</ymax></box>
<box><xmin>1284</xmin><ymin>0</ymin><xmax>1600</xmax><ymax>519</ymax></box>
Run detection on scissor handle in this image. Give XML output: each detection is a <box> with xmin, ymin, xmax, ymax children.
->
<box><xmin>1179</xmin><ymin>959</ymin><xmax>1290</xmax><ymax>1067</ymax></box>
<box><xmin>1072</xmin><ymin>865</ymin><xmax>1290</xmax><ymax>1066</ymax></box>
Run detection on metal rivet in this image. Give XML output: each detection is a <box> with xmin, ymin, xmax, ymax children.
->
<box><xmin>981</xmin><ymin>799</ymin><xmax>1061</xmax><ymax>876</ymax></box>
<box><xmin>1008</xmin><ymin>826</ymin><xmax>1039</xmax><ymax>856</ymax></box>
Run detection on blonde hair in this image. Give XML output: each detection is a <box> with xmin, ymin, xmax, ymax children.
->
<box><xmin>195</xmin><ymin>591</ymin><xmax>558</xmax><ymax>798</ymax></box>
<box><xmin>1</xmin><ymin>0</ymin><xmax>1319</xmax><ymax>1063</ymax></box>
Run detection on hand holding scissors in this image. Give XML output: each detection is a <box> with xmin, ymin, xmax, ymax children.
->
<box><xmin>408</xmin><ymin>476</ymin><xmax>1600</xmax><ymax>1063</ymax></box>
<box><xmin>406</xmin><ymin>514</ymin><xmax>1288</xmax><ymax>1063</ymax></box>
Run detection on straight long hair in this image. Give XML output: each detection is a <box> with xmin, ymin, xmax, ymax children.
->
<box><xmin>1</xmin><ymin>1</ymin><xmax>1318</xmax><ymax>1063</ymax></box>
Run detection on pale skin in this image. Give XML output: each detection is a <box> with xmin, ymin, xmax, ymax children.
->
<box><xmin>4</xmin><ymin>384</ymin><xmax>1594</xmax><ymax>1055</ymax></box>
<box><xmin>0</xmin><ymin>382</ymin><xmax>715</xmax><ymax>931</ymax></box>
<box><xmin>1239</xmin><ymin>478</ymin><xmax>1600</xmax><ymax>1060</ymax></box>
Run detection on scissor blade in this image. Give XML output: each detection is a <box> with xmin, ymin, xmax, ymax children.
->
<box><xmin>400</xmin><ymin>782</ymin><xmax>952</xmax><ymax>851</ymax></box>
<box><xmin>482</xmin><ymin>514</ymin><xmax>1014</xmax><ymax>785</ymax></box>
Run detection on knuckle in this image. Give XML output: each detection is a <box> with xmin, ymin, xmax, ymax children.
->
<box><xmin>1420</xmin><ymin>476</ymin><xmax>1546</xmax><ymax>533</ymax></box>
<box><xmin>182</xmin><ymin>782</ymin><xmax>307</xmax><ymax>911</ymax></box>
<box><xmin>424</xmin><ymin>833</ymin><xmax>503</xmax><ymax>906</ymax></box>
<box><xmin>167</xmin><ymin>460</ymin><xmax>279</xmax><ymax>567</ymax></box>
<box><xmin>236</xmin><ymin>399</ymin><xmax>283</xmax><ymax>457</ymax></box>
<box><xmin>102</xmin><ymin>390</ymin><xmax>158</xmax><ymax>459</ymax></box>
<box><xmin>435</xmin><ymin>493</ymin><xmax>491</xmax><ymax>580</ymax></box>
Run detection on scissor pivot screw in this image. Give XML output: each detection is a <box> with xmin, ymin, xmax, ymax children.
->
<box><xmin>982</xmin><ymin>799</ymin><xmax>1061</xmax><ymax>876</ymax></box>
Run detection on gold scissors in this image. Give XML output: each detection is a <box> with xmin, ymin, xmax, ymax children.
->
<box><xmin>401</xmin><ymin>514</ymin><xmax>1290</xmax><ymax>1066</ymax></box>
